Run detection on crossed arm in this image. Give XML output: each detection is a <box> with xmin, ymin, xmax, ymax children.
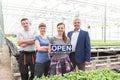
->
<box><xmin>17</xmin><ymin>36</ymin><xmax>35</xmax><ymax>47</ymax></box>
<box><xmin>35</xmin><ymin>40</ymin><xmax>49</xmax><ymax>52</ymax></box>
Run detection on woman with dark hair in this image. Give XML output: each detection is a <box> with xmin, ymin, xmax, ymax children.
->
<box><xmin>34</xmin><ymin>23</ymin><xmax>50</xmax><ymax>78</ymax></box>
<box><xmin>49</xmin><ymin>22</ymin><xmax>74</xmax><ymax>75</ymax></box>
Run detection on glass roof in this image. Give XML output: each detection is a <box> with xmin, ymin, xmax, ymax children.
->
<box><xmin>1</xmin><ymin>0</ymin><xmax>120</xmax><ymax>36</ymax></box>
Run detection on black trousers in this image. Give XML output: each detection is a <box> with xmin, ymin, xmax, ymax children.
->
<box><xmin>34</xmin><ymin>61</ymin><xmax>50</xmax><ymax>78</ymax></box>
<box><xmin>18</xmin><ymin>51</ymin><xmax>36</xmax><ymax>80</ymax></box>
<box><xmin>69</xmin><ymin>52</ymin><xmax>85</xmax><ymax>71</ymax></box>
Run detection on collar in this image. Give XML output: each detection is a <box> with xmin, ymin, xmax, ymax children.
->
<box><xmin>74</xmin><ymin>28</ymin><xmax>80</xmax><ymax>32</ymax></box>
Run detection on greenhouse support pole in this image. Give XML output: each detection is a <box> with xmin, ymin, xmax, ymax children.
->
<box><xmin>104</xmin><ymin>3</ymin><xmax>107</xmax><ymax>42</ymax></box>
<box><xmin>0</xmin><ymin>0</ymin><xmax>4</xmax><ymax>52</ymax></box>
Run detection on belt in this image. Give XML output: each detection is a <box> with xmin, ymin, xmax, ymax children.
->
<box><xmin>20</xmin><ymin>51</ymin><xmax>36</xmax><ymax>53</ymax></box>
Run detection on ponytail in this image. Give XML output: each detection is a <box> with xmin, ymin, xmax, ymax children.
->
<box><xmin>62</xmin><ymin>31</ymin><xmax>67</xmax><ymax>43</ymax></box>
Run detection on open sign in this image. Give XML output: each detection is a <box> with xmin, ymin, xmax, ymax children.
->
<box><xmin>51</xmin><ymin>45</ymin><xmax>72</xmax><ymax>52</ymax></box>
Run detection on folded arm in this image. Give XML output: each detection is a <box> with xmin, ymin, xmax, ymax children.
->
<box><xmin>35</xmin><ymin>40</ymin><xmax>48</xmax><ymax>52</ymax></box>
<box><xmin>17</xmin><ymin>36</ymin><xmax>34</xmax><ymax>47</ymax></box>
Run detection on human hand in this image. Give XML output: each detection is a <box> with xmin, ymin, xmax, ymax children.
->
<box><xmin>84</xmin><ymin>61</ymin><xmax>91</xmax><ymax>65</ymax></box>
<box><xmin>20</xmin><ymin>43</ymin><xmax>27</xmax><ymax>47</ymax></box>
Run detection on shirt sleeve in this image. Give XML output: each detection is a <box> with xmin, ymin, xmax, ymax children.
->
<box><xmin>50</xmin><ymin>37</ymin><xmax>54</xmax><ymax>44</ymax></box>
<box><xmin>16</xmin><ymin>31</ymin><xmax>22</xmax><ymax>38</ymax></box>
<box><xmin>34</xmin><ymin>35</ymin><xmax>39</xmax><ymax>41</ymax></box>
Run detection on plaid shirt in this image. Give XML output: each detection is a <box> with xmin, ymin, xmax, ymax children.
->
<box><xmin>50</xmin><ymin>56</ymin><xmax>74</xmax><ymax>75</ymax></box>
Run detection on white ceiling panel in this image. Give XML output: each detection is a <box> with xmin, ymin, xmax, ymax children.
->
<box><xmin>1</xmin><ymin>0</ymin><xmax>120</xmax><ymax>34</ymax></box>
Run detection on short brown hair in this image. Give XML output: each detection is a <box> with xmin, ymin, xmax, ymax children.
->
<box><xmin>21</xmin><ymin>18</ymin><xmax>29</xmax><ymax>22</ymax></box>
<box><xmin>38</xmin><ymin>23</ymin><xmax>46</xmax><ymax>28</ymax></box>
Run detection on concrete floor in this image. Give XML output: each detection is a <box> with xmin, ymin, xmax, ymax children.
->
<box><xmin>0</xmin><ymin>43</ymin><xmax>13</xmax><ymax>80</ymax></box>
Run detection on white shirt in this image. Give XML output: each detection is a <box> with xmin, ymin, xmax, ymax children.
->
<box><xmin>71</xmin><ymin>29</ymin><xmax>80</xmax><ymax>52</ymax></box>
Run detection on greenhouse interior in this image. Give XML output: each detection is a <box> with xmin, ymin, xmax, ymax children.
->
<box><xmin>0</xmin><ymin>0</ymin><xmax>120</xmax><ymax>80</ymax></box>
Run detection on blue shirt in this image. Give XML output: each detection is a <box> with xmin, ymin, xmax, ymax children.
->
<box><xmin>35</xmin><ymin>35</ymin><xmax>50</xmax><ymax>63</ymax></box>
